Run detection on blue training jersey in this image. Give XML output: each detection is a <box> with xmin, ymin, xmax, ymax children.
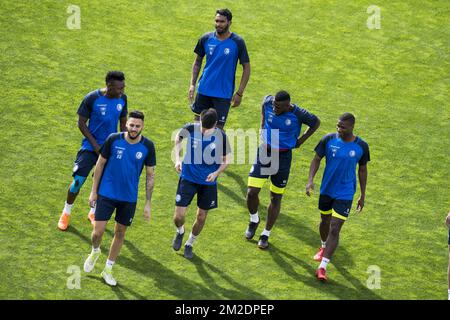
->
<box><xmin>179</xmin><ymin>123</ymin><xmax>231</xmax><ymax>185</ymax></box>
<box><xmin>315</xmin><ymin>133</ymin><xmax>370</xmax><ymax>200</ymax></box>
<box><xmin>261</xmin><ymin>95</ymin><xmax>318</xmax><ymax>150</ymax></box>
<box><xmin>77</xmin><ymin>89</ymin><xmax>128</xmax><ymax>151</ymax></box>
<box><xmin>98</xmin><ymin>133</ymin><xmax>156</xmax><ymax>203</ymax></box>
<box><xmin>195</xmin><ymin>32</ymin><xmax>249</xmax><ymax>100</ymax></box>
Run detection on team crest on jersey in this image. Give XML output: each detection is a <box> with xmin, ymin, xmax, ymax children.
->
<box><xmin>117</xmin><ymin>103</ymin><xmax>122</xmax><ymax>112</ymax></box>
<box><xmin>285</xmin><ymin>119</ymin><xmax>291</xmax><ymax>126</ymax></box>
<box><xmin>176</xmin><ymin>194</ymin><xmax>181</xmax><ymax>202</ymax></box>
<box><xmin>208</xmin><ymin>45</ymin><xmax>216</xmax><ymax>55</ymax></box>
<box><xmin>349</xmin><ymin>150</ymin><xmax>356</xmax><ymax>157</ymax></box>
<box><xmin>224</xmin><ymin>48</ymin><xmax>230</xmax><ymax>55</ymax></box>
<box><xmin>136</xmin><ymin>152</ymin><xmax>143</xmax><ymax>159</ymax></box>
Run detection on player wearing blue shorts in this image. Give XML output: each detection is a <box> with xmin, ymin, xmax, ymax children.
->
<box><xmin>172</xmin><ymin>108</ymin><xmax>231</xmax><ymax>259</ymax></box>
<box><xmin>83</xmin><ymin>111</ymin><xmax>156</xmax><ymax>286</ymax></box>
<box><xmin>188</xmin><ymin>8</ymin><xmax>250</xmax><ymax>128</ymax></box>
<box><xmin>58</xmin><ymin>71</ymin><xmax>127</xmax><ymax>231</ymax></box>
<box><xmin>245</xmin><ymin>91</ymin><xmax>320</xmax><ymax>249</ymax></box>
<box><xmin>306</xmin><ymin>113</ymin><xmax>370</xmax><ymax>281</ymax></box>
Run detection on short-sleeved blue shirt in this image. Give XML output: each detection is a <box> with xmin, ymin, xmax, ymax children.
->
<box><xmin>195</xmin><ymin>32</ymin><xmax>249</xmax><ymax>100</ymax></box>
<box><xmin>261</xmin><ymin>95</ymin><xmax>319</xmax><ymax>150</ymax></box>
<box><xmin>98</xmin><ymin>133</ymin><xmax>156</xmax><ymax>203</ymax></box>
<box><xmin>315</xmin><ymin>133</ymin><xmax>370</xmax><ymax>200</ymax></box>
<box><xmin>77</xmin><ymin>89</ymin><xmax>128</xmax><ymax>151</ymax></box>
<box><xmin>179</xmin><ymin>123</ymin><xmax>231</xmax><ymax>185</ymax></box>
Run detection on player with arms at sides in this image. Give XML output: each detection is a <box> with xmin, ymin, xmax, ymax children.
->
<box><xmin>306</xmin><ymin>113</ymin><xmax>370</xmax><ymax>281</ymax></box>
<box><xmin>83</xmin><ymin>111</ymin><xmax>156</xmax><ymax>286</ymax></box>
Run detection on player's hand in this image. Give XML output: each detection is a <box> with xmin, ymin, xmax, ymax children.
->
<box><xmin>305</xmin><ymin>181</ymin><xmax>314</xmax><ymax>197</ymax></box>
<box><xmin>231</xmin><ymin>93</ymin><xmax>242</xmax><ymax>108</ymax></box>
<box><xmin>356</xmin><ymin>196</ymin><xmax>365</xmax><ymax>212</ymax></box>
<box><xmin>445</xmin><ymin>212</ymin><xmax>450</xmax><ymax>228</ymax></box>
<box><xmin>143</xmin><ymin>201</ymin><xmax>151</xmax><ymax>222</ymax></box>
<box><xmin>188</xmin><ymin>84</ymin><xmax>195</xmax><ymax>104</ymax></box>
<box><xmin>175</xmin><ymin>161</ymin><xmax>182</xmax><ymax>173</ymax></box>
<box><xmin>206</xmin><ymin>171</ymin><xmax>219</xmax><ymax>182</ymax></box>
<box><xmin>89</xmin><ymin>191</ymin><xmax>98</xmax><ymax>208</ymax></box>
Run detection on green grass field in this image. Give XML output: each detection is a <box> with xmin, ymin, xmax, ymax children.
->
<box><xmin>0</xmin><ymin>0</ymin><xmax>449</xmax><ymax>300</ymax></box>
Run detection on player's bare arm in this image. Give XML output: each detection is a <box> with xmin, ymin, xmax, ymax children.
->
<box><xmin>78</xmin><ymin>115</ymin><xmax>101</xmax><ymax>154</ymax></box>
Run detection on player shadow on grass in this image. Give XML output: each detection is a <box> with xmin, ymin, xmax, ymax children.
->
<box><xmin>68</xmin><ymin>226</ymin><xmax>221</xmax><ymax>299</ymax></box>
<box><xmin>267</xmin><ymin>244</ymin><xmax>383</xmax><ymax>300</ymax></box>
<box><xmin>85</xmin><ymin>274</ymin><xmax>147</xmax><ymax>300</ymax></box>
<box><xmin>187</xmin><ymin>255</ymin><xmax>268</xmax><ymax>300</ymax></box>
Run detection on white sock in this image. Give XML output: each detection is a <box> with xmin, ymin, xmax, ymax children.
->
<box><xmin>261</xmin><ymin>229</ymin><xmax>271</xmax><ymax>237</ymax></box>
<box><xmin>92</xmin><ymin>247</ymin><xmax>100</xmax><ymax>253</ymax></box>
<box><xmin>106</xmin><ymin>259</ymin><xmax>115</xmax><ymax>268</ymax></box>
<box><xmin>321</xmin><ymin>241</ymin><xmax>327</xmax><ymax>248</ymax></box>
<box><xmin>250</xmin><ymin>212</ymin><xmax>259</xmax><ymax>223</ymax></box>
<box><xmin>89</xmin><ymin>206</ymin><xmax>96</xmax><ymax>214</ymax></box>
<box><xmin>63</xmin><ymin>202</ymin><xmax>73</xmax><ymax>215</ymax></box>
<box><xmin>448</xmin><ymin>289</ymin><xmax>450</xmax><ymax>300</ymax></box>
<box><xmin>319</xmin><ymin>257</ymin><xmax>330</xmax><ymax>270</ymax></box>
<box><xmin>185</xmin><ymin>232</ymin><xmax>196</xmax><ymax>246</ymax></box>
<box><xmin>177</xmin><ymin>225</ymin><xmax>185</xmax><ymax>235</ymax></box>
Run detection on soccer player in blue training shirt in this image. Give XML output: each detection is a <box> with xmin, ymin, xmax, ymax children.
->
<box><xmin>245</xmin><ymin>91</ymin><xmax>320</xmax><ymax>249</ymax></box>
<box><xmin>58</xmin><ymin>71</ymin><xmax>128</xmax><ymax>231</ymax></box>
<box><xmin>188</xmin><ymin>8</ymin><xmax>250</xmax><ymax>128</ymax></box>
<box><xmin>83</xmin><ymin>111</ymin><xmax>156</xmax><ymax>286</ymax></box>
<box><xmin>306</xmin><ymin>113</ymin><xmax>370</xmax><ymax>281</ymax></box>
<box><xmin>172</xmin><ymin>108</ymin><xmax>231</xmax><ymax>259</ymax></box>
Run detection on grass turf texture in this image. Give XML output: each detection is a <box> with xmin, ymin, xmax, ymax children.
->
<box><xmin>0</xmin><ymin>0</ymin><xmax>449</xmax><ymax>299</ymax></box>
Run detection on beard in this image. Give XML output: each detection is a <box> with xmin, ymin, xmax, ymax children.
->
<box><xmin>215</xmin><ymin>25</ymin><xmax>229</xmax><ymax>34</ymax></box>
<box><xmin>128</xmin><ymin>129</ymin><xmax>142</xmax><ymax>140</ymax></box>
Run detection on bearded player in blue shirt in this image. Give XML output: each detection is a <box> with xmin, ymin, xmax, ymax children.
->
<box><xmin>58</xmin><ymin>71</ymin><xmax>127</xmax><ymax>231</ymax></box>
<box><xmin>188</xmin><ymin>8</ymin><xmax>250</xmax><ymax>128</ymax></box>
<box><xmin>245</xmin><ymin>91</ymin><xmax>320</xmax><ymax>249</ymax></box>
<box><xmin>83</xmin><ymin>111</ymin><xmax>156</xmax><ymax>286</ymax></box>
<box><xmin>306</xmin><ymin>113</ymin><xmax>370</xmax><ymax>282</ymax></box>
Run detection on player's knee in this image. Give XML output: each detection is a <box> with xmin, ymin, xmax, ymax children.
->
<box><xmin>329</xmin><ymin>224</ymin><xmax>341</xmax><ymax>238</ymax></box>
<box><xmin>270</xmin><ymin>192</ymin><xmax>282</xmax><ymax>204</ymax></box>
<box><xmin>196</xmin><ymin>210</ymin><xmax>207</xmax><ymax>223</ymax></box>
<box><xmin>247</xmin><ymin>187</ymin><xmax>259</xmax><ymax>199</ymax></box>
<box><xmin>114</xmin><ymin>229</ymin><xmax>126</xmax><ymax>240</ymax></box>
<box><xmin>69</xmin><ymin>175</ymin><xmax>86</xmax><ymax>194</ymax></box>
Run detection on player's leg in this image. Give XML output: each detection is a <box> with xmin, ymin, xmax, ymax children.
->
<box><xmin>447</xmin><ymin>230</ymin><xmax>450</xmax><ymax>300</ymax></box>
<box><xmin>173</xmin><ymin>178</ymin><xmax>196</xmax><ymax>251</ymax></box>
<box><xmin>191</xmin><ymin>93</ymin><xmax>212</xmax><ymax>122</ymax></box>
<box><xmin>212</xmin><ymin>97</ymin><xmax>232</xmax><ymax>129</ymax></box>
<box><xmin>257</xmin><ymin>151</ymin><xmax>291</xmax><ymax>249</ymax></box>
<box><xmin>245</xmin><ymin>147</ymin><xmax>269</xmax><ymax>239</ymax></box>
<box><xmin>58</xmin><ymin>150</ymin><xmax>97</xmax><ymax>230</ymax></box>
<box><xmin>313</xmin><ymin>194</ymin><xmax>334</xmax><ymax>261</ymax></box>
<box><xmin>184</xmin><ymin>184</ymin><xmax>217</xmax><ymax>259</ymax></box>
<box><xmin>316</xmin><ymin>199</ymin><xmax>351</xmax><ymax>281</ymax></box>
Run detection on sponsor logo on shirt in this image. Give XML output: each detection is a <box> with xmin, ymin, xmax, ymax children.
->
<box><xmin>100</xmin><ymin>106</ymin><xmax>106</xmax><ymax>116</ymax></box>
<box><xmin>136</xmin><ymin>152</ymin><xmax>143</xmax><ymax>159</ymax></box>
<box><xmin>330</xmin><ymin>145</ymin><xmax>340</xmax><ymax>157</ymax></box>
<box><xmin>208</xmin><ymin>45</ymin><xmax>216</xmax><ymax>55</ymax></box>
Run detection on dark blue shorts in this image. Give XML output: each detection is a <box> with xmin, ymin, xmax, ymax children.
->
<box><xmin>318</xmin><ymin>194</ymin><xmax>353</xmax><ymax>221</ymax></box>
<box><xmin>175</xmin><ymin>178</ymin><xmax>218</xmax><ymax>210</ymax></box>
<box><xmin>95</xmin><ymin>195</ymin><xmax>137</xmax><ymax>226</ymax></box>
<box><xmin>448</xmin><ymin>228</ymin><xmax>450</xmax><ymax>245</ymax></box>
<box><xmin>191</xmin><ymin>93</ymin><xmax>231</xmax><ymax>126</ymax></box>
<box><xmin>248</xmin><ymin>146</ymin><xmax>292</xmax><ymax>193</ymax></box>
<box><xmin>72</xmin><ymin>149</ymin><xmax>98</xmax><ymax>177</ymax></box>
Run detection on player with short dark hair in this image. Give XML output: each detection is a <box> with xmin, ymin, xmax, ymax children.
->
<box><xmin>83</xmin><ymin>111</ymin><xmax>156</xmax><ymax>286</ymax></box>
<box><xmin>172</xmin><ymin>108</ymin><xmax>231</xmax><ymax>259</ymax></box>
<box><xmin>188</xmin><ymin>8</ymin><xmax>250</xmax><ymax>128</ymax></box>
<box><xmin>58</xmin><ymin>71</ymin><xmax>127</xmax><ymax>231</ymax></box>
<box><xmin>306</xmin><ymin>112</ymin><xmax>370</xmax><ymax>281</ymax></box>
<box><xmin>245</xmin><ymin>92</ymin><xmax>320</xmax><ymax>249</ymax></box>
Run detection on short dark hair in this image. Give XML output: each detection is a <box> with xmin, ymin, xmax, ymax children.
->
<box><xmin>339</xmin><ymin>112</ymin><xmax>355</xmax><ymax>125</ymax></box>
<box><xmin>216</xmin><ymin>9</ymin><xmax>232</xmax><ymax>21</ymax></box>
<box><xmin>200</xmin><ymin>108</ymin><xmax>217</xmax><ymax>129</ymax></box>
<box><xmin>275</xmin><ymin>90</ymin><xmax>290</xmax><ymax>102</ymax></box>
<box><xmin>105</xmin><ymin>71</ymin><xmax>125</xmax><ymax>83</ymax></box>
<box><xmin>129</xmin><ymin>110</ymin><xmax>144</xmax><ymax>121</ymax></box>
